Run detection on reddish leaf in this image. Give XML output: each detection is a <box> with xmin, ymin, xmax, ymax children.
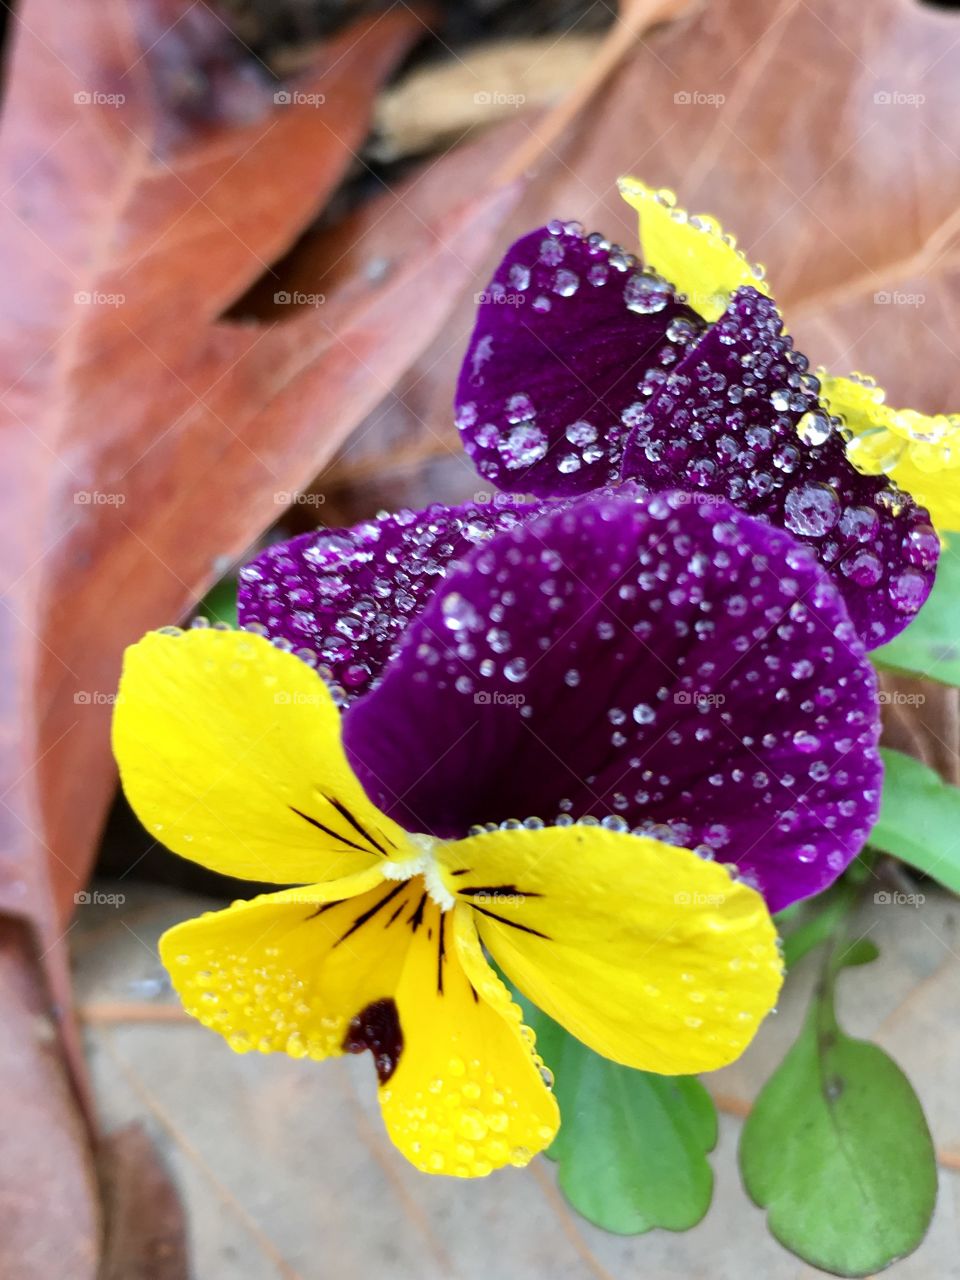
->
<box><xmin>98</xmin><ymin>1124</ymin><xmax>189</xmax><ymax>1280</ymax></box>
<box><xmin>0</xmin><ymin>0</ymin><xmax>516</xmax><ymax>952</ymax></box>
<box><xmin>0</xmin><ymin>924</ymin><xmax>100</xmax><ymax>1280</ymax></box>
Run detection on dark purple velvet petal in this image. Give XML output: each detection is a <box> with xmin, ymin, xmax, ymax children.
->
<box><xmin>343</xmin><ymin>488</ymin><xmax>882</xmax><ymax>913</ymax></box>
<box><xmin>620</xmin><ymin>287</ymin><xmax>938</xmax><ymax>649</ymax></box>
<box><xmin>454</xmin><ymin>220</ymin><xmax>705</xmax><ymax>497</ymax></box>
<box><xmin>237</xmin><ymin>498</ymin><xmax>555</xmax><ymax>700</ymax></box>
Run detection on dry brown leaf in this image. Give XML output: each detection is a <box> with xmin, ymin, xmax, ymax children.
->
<box><xmin>98</xmin><ymin>1124</ymin><xmax>189</xmax><ymax>1280</ymax></box>
<box><xmin>0</xmin><ymin>1</ymin><xmax>520</xmax><ymax>1266</ymax></box>
<box><xmin>0</xmin><ymin>0</ymin><xmax>515</xmax><ymax>953</ymax></box>
<box><xmin>0</xmin><ymin>924</ymin><xmax>100</xmax><ymax>1280</ymax></box>
<box><xmin>369</xmin><ymin>34</ymin><xmax>603</xmax><ymax>162</ymax></box>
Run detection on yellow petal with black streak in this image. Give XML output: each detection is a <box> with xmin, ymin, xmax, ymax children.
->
<box><xmin>159</xmin><ymin>867</ymin><xmax>408</xmax><ymax>1058</ymax></box>
<box><xmin>113</xmin><ymin>628</ymin><xmax>414</xmax><ymax>884</ymax></box>
<box><xmin>618</xmin><ymin>175</ymin><xmax>770</xmax><ymax>322</ymax></box>
<box><xmin>380</xmin><ymin>901</ymin><xmax>559</xmax><ymax>1177</ymax></box>
<box><xmin>821</xmin><ymin>372</ymin><xmax>960</xmax><ymax>530</ymax></box>
<box><xmin>441</xmin><ymin>825</ymin><xmax>783</xmax><ymax>1075</ymax></box>
<box><xmin>160</xmin><ymin>871</ymin><xmax>558</xmax><ymax>1176</ymax></box>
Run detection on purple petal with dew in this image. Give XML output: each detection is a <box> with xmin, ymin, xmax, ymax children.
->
<box><xmin>454</xmin><ymin>220</ymin><xmax>705</xmax><ymax>497</ymax></box>
<box><xmin>620</xmin><ymin>287</ymin><xmax>938</xmax><ymax>649</ymax></box>
<box><xmin>237</xmin><ymin>497</ymin><xmax>556</xmax><ymax>702</ymax></box>
<box><xmin>343</xmin><ymin>487</ymin><xmax>882</xmax><ymax>913</ymax></box>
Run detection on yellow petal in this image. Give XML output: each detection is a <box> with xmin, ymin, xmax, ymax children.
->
<box><xmin>381</xmin><ymin>900</ymin><xmax>558</xmax><ymax>1177</ymax></box>
<box><xmin>618</xmin><ymin>176</ymin><xmax>770</xmax><ymax>322</ymax></box>
<box><xmin>113</xmin><ymin>628</ymin><xmax>413</xmax><ymax>884</ymax></box>
<box><xmin>161</xmin><ymin>874</ymin><xmax>559</xmax><ymax>1176</ymax></box>
<box><xmin>820</xmin><ymin>372</ymin><xmax>960</xmax><ymax>530</ymax></box>
<box><xmin>159</xmin><ymin>866</ymin><xmax>395</xmax><ymax>1058</ymax></box>
<box><xmin>440</xmin><ymin>825</ymin><xmax>783</xmax><ymax>1075</ymax></box>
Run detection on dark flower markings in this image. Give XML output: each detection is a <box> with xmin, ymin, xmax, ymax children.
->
<box><xmin>468</xmin><ymin>904</ymin><xmax>551</xmax><ymax>939</ymax></box>
<box><xmin>289</xmin><ymin>799</ymin><xmax>396</xmax><ymax>857</ymax></box>
<box><xmin>331</xmin><ymin>882</ymin><xmax>407</xmax><ymax>946</ymax></box>
<box><xmin>457</xmin><ymin>883</ymin><xmax>550</xmax><ymax>939</ymax></box>
<box><xmin>343</xmin><ymin>998</ymin><xmax>403</xmax><ymax>1084</ymax></box>
<box><xmin>408</xmin><ymin>890</ymin><xmax>428</xmax><ymax>933</ymax></box>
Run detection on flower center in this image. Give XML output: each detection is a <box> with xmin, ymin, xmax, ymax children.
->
<box><xmin>380</xmin><ymin>833</ymin><xmax>454</xmax><ymax>912</ymax></box>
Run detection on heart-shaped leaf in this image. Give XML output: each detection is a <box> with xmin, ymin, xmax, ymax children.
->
<box><xmin>740</xmin><ymin>943</ymin><xmax>937</xmax><ymax>1275</ymax></box>
<box><xmin>525</xmin><ymin>1002</ymin><xmax>717</xmax><ymax>1235</ymax></box>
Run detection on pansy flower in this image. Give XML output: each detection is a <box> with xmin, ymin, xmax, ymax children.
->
<box><xmin>453</xmin><ymin>191</ymin><xmax>939</xmax><ymax>648</ymax></box>
<box><xmin>127</xmin><ymin>490</ymin><xmax>885</xmax><ymax>1174</ymax></box>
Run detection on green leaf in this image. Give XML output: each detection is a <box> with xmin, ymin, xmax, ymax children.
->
<box><xmin>524</xmin><ymin>1003</ymin><xmax>717</xmax><ymax>1234</ymax></box>
<box><xmin>740</xmin><ymin>946</ymin><xmax>937</xmax><ymax>1275</ymax></box>
<box><xmin>778</xmin><ymin>885</ymin><xmax>855</xmax><ymax>969</ymax></box>
<box><xmin>871</xmin><ymin>747</ymin><xmax>960</xmax><ymax>894</ymax></box>
<box><xmin>872</xmin><ymin>536</ymin><xmax>960</xmax><ymax>684</ymax></box>
<box><xmin>197</xmin><ymin>576</ymin><xmax>238</xmax><ymax>628</ymax></box>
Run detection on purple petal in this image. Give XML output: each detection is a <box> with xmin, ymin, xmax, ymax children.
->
<box><xmin>620</xmin><ymin>288</ymin><xmax>938</xmax><ymax>648</ymax></box>
<box><xmin>343</xmin><ymin>488</ymin><xmax>882</xmax><ymax>913</ymax></box>
<box><xmin>237</xmin><ymin>498</ymin><xmax>555</xmax><ymax>700</ymax></box>
<box><xmin>455</xmin><ymin>221</ymin><xmax>704</xmax><ymax>497</ymax></box>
